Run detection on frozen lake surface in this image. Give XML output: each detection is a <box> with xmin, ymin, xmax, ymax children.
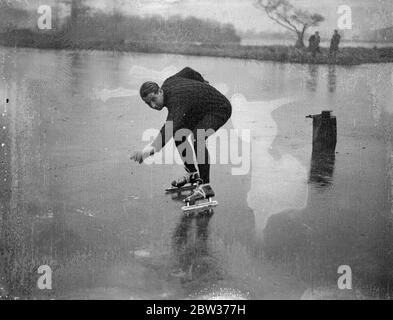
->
<box><xmin>1</xmin><ymin>46</ymin><xmax>393</xmax><ymax>299</ymax></box>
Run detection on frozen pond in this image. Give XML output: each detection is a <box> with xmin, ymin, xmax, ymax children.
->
<box><xmin>1</xmin><ymin>46</ymin><xmax>393</xmax><ymax>299</ymax></box>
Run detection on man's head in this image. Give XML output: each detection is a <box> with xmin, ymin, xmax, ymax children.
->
<box><xmin>139</xmin><ymin>81</ymin><xmax>164</xmax><ymax>110</ymax></box>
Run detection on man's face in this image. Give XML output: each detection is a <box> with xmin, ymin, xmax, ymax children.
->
<box><xmin>143</xmin><ymin>89</ymin><xmax>164</xmax><ymax>110</ymax></box>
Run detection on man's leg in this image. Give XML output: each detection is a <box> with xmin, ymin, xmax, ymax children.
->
<box><xmin>192</xmin><ymin>112</ymin><xmax>229</xmax><ymax>184</ymax></box>
<box><xmin>183</xmin><ymin>111</ymin><xmax>230</xmax><ymax>204</ymax></box>
<box><xmin>174</xmin><ymin>134</ymin><xmax>198</xmax><ymax>174</ymax></box>
<box><xmin>193</xmin><ymin>133</ymin><xmax>210</xmax><ymax>183</ymax></box>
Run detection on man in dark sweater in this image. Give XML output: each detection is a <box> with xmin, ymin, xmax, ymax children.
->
<box><xmin>131</xmin><ymin>67</ymin><xmax>232</xmax><ymax>203</ymax></box>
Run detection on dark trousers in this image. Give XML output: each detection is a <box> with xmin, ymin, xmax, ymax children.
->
<box><xmin>175</xmin><ymin>110</ymin><xmax>230</xmax><ymax>184</ymax></box>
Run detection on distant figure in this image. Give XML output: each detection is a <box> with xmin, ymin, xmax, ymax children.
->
<box><xmin>329</xmin><ymin>30</ymin><xmax>341</xmax><ymax>58</ymax></box>
<box><xmin>308</xmin><ymin>33</ymin><xmax>316</xmax><ymax>53</ymax></box>
<box><xmin>309</xmin><ymin>32</ymin><xmax>321</xmax><ymax>57</ymax></box>
<box><xmin>314</xmin><ymin>31</ymin><xmax>321</xmax><ymax>54</ymax></box>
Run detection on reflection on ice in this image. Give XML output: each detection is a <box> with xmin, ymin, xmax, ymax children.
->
<box><xmin>171</xmin><ymin>210</ymin><xmax>221</xmax><ymax>284</ymax></box>
<box><xmin>93</xmin><ymin>87</ymin><xmax>138</xmax><ymax>102</ymax></box>
<box><xmin>211</xmin><ymin>83</ymin><xmax>229</xmax><ymax>95</ymax></box>
<box><xmin>230</xmin><ymin>93</ymin><xmax>308</xmax><ymax>232</ymax></box>
<box><xmin>129</xmin><ymin>65</ymin><xmax>179</xmax><ymax>81</ymax></box>
<box><xmin>309</xmin><ymin>152</ymin><xmax>335</xmax><ymax>189</ymax></box>
<box><xmin>193</xmin><ymin>287</ymin><xmax>248</xmax><ymax>300</ymax></box>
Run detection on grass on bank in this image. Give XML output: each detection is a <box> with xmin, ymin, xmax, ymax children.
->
<box><xmin>1</xmin><ymin>30</ymin><xmax>393</xmax><ymax>65</ymax></box>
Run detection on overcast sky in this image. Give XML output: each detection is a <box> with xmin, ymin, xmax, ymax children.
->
<box><xmin>88</xmin><ymin>0</ymin><xmax>393</xmax><ymax>32</ymax></box>
<box><xmin>26</xmin><ymin>0</ymin><xmax>393</xmax><ymax>33</ymax></box>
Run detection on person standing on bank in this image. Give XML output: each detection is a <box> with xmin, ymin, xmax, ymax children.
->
<box><xmin>130</xmin><ymin>67</ymin><xmax>232</xmax><ymax>204</ymax></box>
<box><xmin>329</xmin><ymin>30</ymin><xmax>341</xmax><ymax>58</ymax></box>
<box><xmin>308</xmin><ymin>33</ymin><xmax>316</xmax><ymax>55</ymax></box>
<box><xmin>309</xmin><ymin>31</ymin><xmax>321</xmax><ymax>57</ymax></box>
<box><xmin>315</xmin><ymin>31</ymin><xmax>321</xmax><ymax>54</ymax></box>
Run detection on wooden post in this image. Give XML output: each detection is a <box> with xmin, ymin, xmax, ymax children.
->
<box><xmin>306</xmin><ymin>111</ymin><xmax>337</xmax><ymax>187</ymax></box>
<box><xmin>306</xmin><ymin>110</ymin><xmax>337</xmax><ymax>154</ymax></box>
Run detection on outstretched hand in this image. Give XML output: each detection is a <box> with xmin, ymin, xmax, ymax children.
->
<box><xmin>130</xmin><ymin>145</ymin><xmax>155</xmax><ymax>164</ymax></box>
<box><xmin>130</xmin><ymin>150</ymin><xmax>144</xmax><ymax>164</ymax></box>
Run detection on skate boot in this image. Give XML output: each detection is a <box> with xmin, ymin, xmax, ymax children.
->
<box><xmin>165</xmin><ymin>170</ymin><xmax>202</xmax><ymax>192</ymax></box>
<box><xmin>182</xmin><ymin>184</ymin><xmax>218</xmax><ymax>212</ymax></box>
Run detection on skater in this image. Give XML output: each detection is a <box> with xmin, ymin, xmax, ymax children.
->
<box><xmin>130</xmin><ymin>67</ymin><xmax>232</xmax><ymax>206</ymax></box>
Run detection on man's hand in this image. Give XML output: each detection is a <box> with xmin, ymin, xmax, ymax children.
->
<box><xmin>130</xmin><ymin>145</ymin><xmax>155</xmax><ymax>164</ymax></box>
<box><xmin>130</xmin><ymin>150</ymin><xmax>144</xmax><ymax>164</ymax></box>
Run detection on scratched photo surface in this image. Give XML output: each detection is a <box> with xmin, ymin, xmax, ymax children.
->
<box><xmin>0</xmin><ymin>0</ymin><xmax>393</xmax><ymax>300</ymax></box>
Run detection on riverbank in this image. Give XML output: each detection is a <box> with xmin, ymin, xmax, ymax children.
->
<box><xmin>1</xmin><ymin>31</ymin><xmax>393</xmax><ymax>65</ymax></box>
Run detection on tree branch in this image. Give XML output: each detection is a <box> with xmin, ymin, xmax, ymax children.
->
<box><xmin>256</xmin><ymin>0</ymin><xmax>324</xmax><ymax>34</ymax></box>
<box><xmin>265</xmin><ymin>9</ymin><xmax>296</xmax><ymax>32</ymax></box>
<box><xmin>278</xmin><ymin>13</ymin><xmax>300</xmax><ymax>32</ymax></box>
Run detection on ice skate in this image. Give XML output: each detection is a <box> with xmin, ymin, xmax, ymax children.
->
<box><xmin>165</xmin><ymin>171</ymin><xmax>202</xmax><ymax>193</ymax></box>
<box><xmin>181</xmin><ymin>184</ymin><xmax>218</xmax><ymax>212</ymax></box>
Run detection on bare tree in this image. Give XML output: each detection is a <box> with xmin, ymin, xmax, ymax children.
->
<box><xmin>255</xmin><ymin>0</ymin><xmax>324</xmax><ymax>48</ymax></box>
<box><xmin>0</xmin><ymin>1</ymin><xmax>29</xmax><ymax>32</ymax></box>
<box><xmin>59</xmin><ymin>0</ymin><xmax>89</xmax><ymax>25</ymax></box>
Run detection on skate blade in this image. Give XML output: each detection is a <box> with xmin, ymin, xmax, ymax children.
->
<box><xmin>165</xmin><ymin>184</ymin><xmax>197</xmax><ymax>193</ymax></box>
<box><xmin>181</xmin><ymin>200</ymin><xmax>218</xmax><ymax>212</ymax></box>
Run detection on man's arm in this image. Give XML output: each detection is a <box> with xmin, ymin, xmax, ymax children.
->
<box><xmin>173</xmin><ymin>67</ymin><xmax>207</xmax><ymax>83</ymax></box>
<box><xmin>150</xmin><ymin>106</ymin><xmax>188</xmax><ymax>153</ymax></box>
<box><xmin>130</xmin><ymin>122</ymin><xmax>169</xmax><ymax>163</ymax></box>
<box><xmin>131</xmin><ymin>106</ymin><xmax>188</xmax><ymax>163</ymax></box>
<box><xmin>150</xmin><ymin>122</ymin><xmax>171</xmax><ymax>153</ymax></box>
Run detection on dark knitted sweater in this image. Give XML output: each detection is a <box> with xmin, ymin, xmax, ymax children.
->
<box><xmin>153</xmin><ymin>67</ymin><xmax>232</xmax><ymax>151</ymax></box>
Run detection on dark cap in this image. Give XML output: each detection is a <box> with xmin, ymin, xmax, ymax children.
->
<box><xmin>140</xmin><ymin>81</ymin><xmax>159</xmax><ymax>99</ymax></box>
